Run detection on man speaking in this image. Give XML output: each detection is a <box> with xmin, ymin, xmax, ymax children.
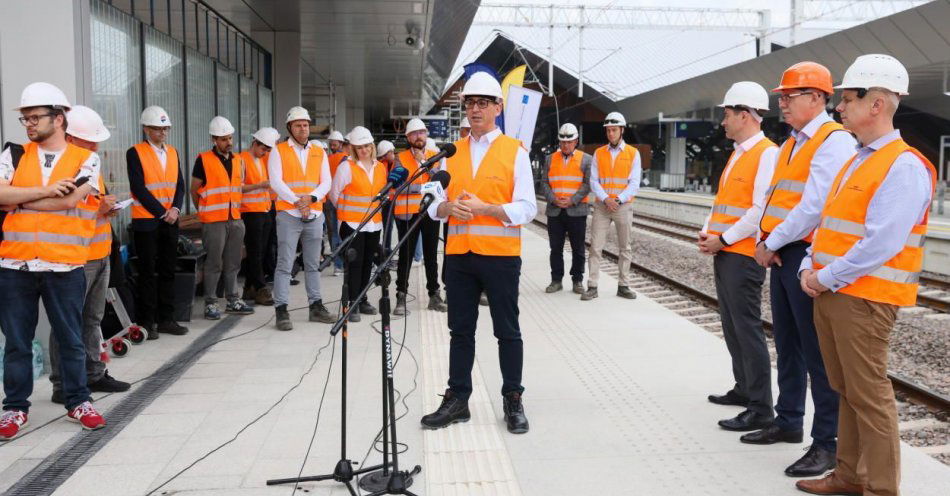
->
<box><xmin>420</xmin><ymin>72</ymin><xmax>537</xmax><ymax>434</ymax></box>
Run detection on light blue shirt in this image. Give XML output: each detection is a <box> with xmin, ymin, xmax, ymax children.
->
<box><xmin>800</xmin><ymin>130</ymin><xmax>933</xmax><ymax>291</ymax></box>
<box><xmin>589</xmin><ymin>140</ymin><xmax>642</xmax><ymax>203</ymax></box>
<box><xmin>764</xmin><ymin>112</ymin><xmax>857</xmax><ymax>251</ymax></box>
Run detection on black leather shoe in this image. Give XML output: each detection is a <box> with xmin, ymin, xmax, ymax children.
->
<box><xmin>144</xmin><ymin>322</ymin><xmax>159</xmax><ymax>340</ymax></box>
<box><xmin>275</xmin><ymin>305</ymin><xmax>293</xmax><ymax>331</ymax></box>
<box><xmin>786</xmin><ymin>445</ymin><xmax>836</xmax><ymax>477</ymax></box>
<box><xmin>708</xmin><ymin>390</ymin><xmax>749</xmax><ymax>406</ymax></box>
<box><xmin>741</xmin><ymin>424</ymin><xmax>804</xmax><ymax>445</ymax></box>
<box><xmin>88</xmin><ymin>371</ymin><xmax>131</xmax><ymax>393</ymax></box>
<box><xmin>157</xmin><ymin>320</ymin><xmax>188</xmax><ymax>335</ymax></box>
<box><xmin>545</xmin><ymin>281</ymin><xmax>562</xmax><ymax>293</ymax></box>
<box><xmin>503</xmin><ymin>392</ymin><xmax>529</xmax><ymax>434</ymax></box>
<box><xmin>359</xmin><ymin>301</ymin><xmax>378</xmax><ymax>315</ymax></box>
<box><xmin>51</xmin><ymin>389</ymin><xmax>65</xmax><ymax>405</ymax></box>
<box><xmin>421</xmin><ymin>390</ymin><xmax>471</xmax><ymax>429</ymax></box>
<box><xmin>718</xmin><ymin>410</ymin><xmax>773</xmax><ymax>431</ymax></box>
<box><xmin>309</xmin><ymin>300</ymin><xmax>335</xmax><ymax>323</ymax></box>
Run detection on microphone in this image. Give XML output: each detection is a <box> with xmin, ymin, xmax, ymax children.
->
<box><xmin>418</xmin><ymin>170</ymin><xmax>451</xmax><ymax>214</ymax></box>
<box><xmin>419</xmin><ymin>143</ymin><xmax>457</xmax><ymax>171</ymax></box>
<box><xmin>373</xmin><ymin>166</ymin><xmax>409</xmax><ymax>202</ymax></box>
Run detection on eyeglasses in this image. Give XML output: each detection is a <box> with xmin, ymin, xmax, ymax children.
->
<box><xmin>558</xmin><ymin>134</ymin><xmax>576</xmax><ymax>140</ymax></box>
<box><xmin>464</xmin><ymin>98</ymin><xmax>496</xmax><ymax>109</ymax></box>
<box><xmin>145</xmin><ymin>126</ymin><xmax>170</xmax><ymax>132</ymax></box>
<box><xmin>777</xmin><ymin>91</ymin><xmax>814</xmax><ymax>103</ymax></box>
<box><xmin>18</xmin><ymin>113</ymin><xmax>54</xmax><ymax>126</ymax></box>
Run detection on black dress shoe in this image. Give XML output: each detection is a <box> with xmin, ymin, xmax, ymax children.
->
<box><xmin>51</xmin><ymin>390</ymin><xmax>65</xmax><ymax>405</ymax></box>
<box><xmin>740</xmin><ymin>424</ymin><xmax>804</xmax><ymax>445</ymax></box>
<box><xmin>503</xmin><ymin>392</ymin><xmax>529</xmax><ymax>434</ymax></box>
<box><xmin>708</xmin><ymin>390</ymin><xmax>749</xmax><ymax>407</ymax></box>
<box><xmin>786</xmin><ymin>445</ymin><xmax>836</xmax><ymax>477</ymax></box>
<box><xmin>718</xmin><ymin>410</ymin><xmax>773</xmax><ymax>432</ymax></box>
<box><xmin>158</xmin><ymin>320</ymin><xmax>189</xmax><ymax>335</ymax></box>
<box><xmin>359</xmin><ymin>301</ymin><xmax>378</xmax><ymax>315</ymax></box>
<box><xmin>144</xmin><ymin>322</ymin><xmax>159</xmax><ymax>340</ymax></box>
<box><xmin>421</xmin><ymin>390</ymin><xmax>471</xmax><ymax>429</ymax></box>
<box><xmin>88</xmin><ymin>371</ymin><xmax>131</xmax><ymax>393</ymax></box>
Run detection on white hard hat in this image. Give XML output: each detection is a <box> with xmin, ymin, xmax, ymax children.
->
<box><xmin>140</xmin><ymin>106</ymin><xmax>171</xmax><ymax>127</ymax></box>
<box><xmin>718</xmin><ymin>81</ymin><xmax>770</xmax><ymax>111</ymax></box>
<box><xmin>286</xmin><ymin>106</ymin><xmax>311</xmax><ymax>123</ymax></box>
<box><xmin>15</xmin><ymin>82</ymin><xmax>71</xmax><ymax>110</ymax></box>
<box><xmin>603</xmin><ymin>112</ymin><xmax>626</xmax><ymax>127</ymax></box>
<box><xmin>426</xmin><ymin>137</ymin><xmax>439</xmax><ymax>152</ymax></box>
<box><xmin>460</xmin><ymin>117</ymin><xmax>471</xmax><ymax>129</ymax></box>
<box><xmin>66</xmin><ymin>105</ymin><xmax>110</xmax><ymax>143</ymax></box>
<box><xmin>835</xmin><ymin>54</ymin><xmax>909</xmax><ymax>96</ymax></box>
<box><xmin>459</xmin><ymin>72</ymin><xmax>503</xmax><ymax>100</ymax></box>
<box><xmin>405</xmin><ymin>118</ymin><xmax>427</xmax><ymax>135</ymax></box>
<box><xmin>252</xmin><ymin>127</ymin><xmax>280</xmax><ymax>148</ymax></box>
<box><xmin>308</xmin><ymin>139</ymin><xmax>327</xmax><ymax>149</ymax></box>
<box><xmin>377</xmin><ymin>140</ymin><xmax>395</xmax><ymax>157</ymax></box>
<box><xmin>347</xmin><ymin>126</ymin><xmax>374</xmax><ymax>146</ymax></box>
<box><xmin>209</xmin><ymin>116</ymin><xmax>235</xmax><ymax>137</ymax></box>
<box><xmin>558</xmin><ymin>123</ymin><xmax>579</xmax><ymax>141</ymax></box>
<box><xmin>327</xmin><ymin>130</ymin><xmax>345</xmax><ymax>142</ymax></box>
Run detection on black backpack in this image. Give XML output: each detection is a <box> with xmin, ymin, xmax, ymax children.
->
<box><xmin>0</xmin><ymin>142</ymin><xmax>25</xmax><ymax>243</ymax></box>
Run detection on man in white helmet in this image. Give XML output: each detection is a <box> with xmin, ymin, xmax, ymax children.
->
<box><xmin>127</xmin><ymin>105</ymin><xmax>188</xmax><ymax>338</ymax></box>
<box><xmin>0</xmin><ymin>82</ymin><xmax>107</xmax><ymax>440</ymax></box>
<box><xmin>697</xmin><ymin>82</ymin><xmax>778</xmax><ymax>442</ymax></box>
<box><xmin>47</xmin><ymin>105</ymin><xmax>131</xmax><ymax>405</ymax></box>
<box><xmin>796</xmin><ymin>55</ymin><xmax>935</xmax><ymax>496</ymax></box>
<box><xmin>267</xmin><ymin>106</ymin><xmax>334</xmax><ymax>330</ymax></box>
<box><xmin>583</xmin><ymin>111</ymin><xmax>641</xmax><ymax>301</ymax></box>
<box><xmin>540</xmin><ymin>122</ymin><xmax>591</xmax><ymax>295</ymax></box>
<box><xmin>421</xmin><ymin>71</ymin><xmax>537</xmax><ymax>434</ymax></box>
<box><xmin>459</xmin><ymin>117</ymin><xmax>471</xmax><ymax>139</ymax></box>
<box><xmin>191</xmin><ymin>116</ymin><xmax>253</xmax><ymax>320</ymax></box>
<box><xmin>238</xmin><ymin>127</ymin><xmax>280</xmax><ymax>306</ymax></box>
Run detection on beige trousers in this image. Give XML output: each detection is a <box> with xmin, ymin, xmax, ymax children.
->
<box><xmin>587</xmin><ymin>201</ymin><xmax>634</xmax><ymax>288</ymax></box>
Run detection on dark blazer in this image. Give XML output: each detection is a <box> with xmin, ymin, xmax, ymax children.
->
<box><xmin>540</xmin><ymin>150</ymin><xmax>592</xmax><ymax>217</ymax></box>
<box><xmin>126</xmin><ymin>144</ymin><xmax>185</xmax><ymax>231</ymax></box>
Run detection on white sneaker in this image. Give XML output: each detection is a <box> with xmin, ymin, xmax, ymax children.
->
<box><xmin>412</xmin><ymin>259</ymin><xmax>422</xmax><ymax>267</ymax></box>
<box><xmin>332</xmin><ymin>267</ymin><xmax>343</xmax><ymax>277</ymax></box>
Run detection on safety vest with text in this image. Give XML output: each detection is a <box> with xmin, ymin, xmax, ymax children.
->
<box><xmin>131</xmin><ymin>142</ymin><xmax>178</xmax><ymax>219</ymax></box>
<box><xmin>393</xmin><ymin>148</ymin><xmax>438</xmax><ymax>217</ymax></box>
<box><xmin>274</xmin><ymin>141</ymin><xmax>324</xmax><ymax>213</ymax></box>
<box><xmin>337</xmin><ymin>160</ymin><xmax>386</xmax><ymax>224</ymax></box>
<box><xmin>196</xmin><ymin>151</ymin><xmax>242</xmax><ymax>223</ymax></box>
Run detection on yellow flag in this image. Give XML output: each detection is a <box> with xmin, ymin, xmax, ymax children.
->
<box><xmin>500</xmin><ymin>65</ymin><xmax>527</xmax><ymax>103</ymax></box>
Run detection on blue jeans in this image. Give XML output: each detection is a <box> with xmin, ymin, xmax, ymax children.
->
<box><xmin>0</xmin><ymin>268</ymin><xmax>91</xmax><ymax>412</ymax></box>
<box><xmin>324</xmin><ymin>203</ymin><xmax>343</xmax><ymax>269</ymax></box>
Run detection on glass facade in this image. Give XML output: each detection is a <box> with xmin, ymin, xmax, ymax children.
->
<box><xmin>215</xmin><ymin>65</ymin><xmax>240</xmax><ymax>146</ymax></box>
<box><xmin>185</xmin><ymin>48</ymin><xmax>215</xmax><ymax>208</ymax></box>
<box><xmin>144</xmin><ymin>26</ymin><xmax>185</xmax><ymax>166</ymax></box>
<box><xmin>240</xmin><ymin>76</ymin><xmax>259</xmax><ymax>150</ymax></box>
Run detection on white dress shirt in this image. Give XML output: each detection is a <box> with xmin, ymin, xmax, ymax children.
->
<box><xmin>427</xmin><ymin>127</ymin><xmax>537</xmax><ymax>226</ymax></box>
<box><xmin>764</xmin><ymin>112</ymin><xmax>857</xmax><ymax>251</ymax></box>
<box><xmin>267</xmin><ymin>138</ymin><xmax>331</xmax><ymax>219</ymax></box>
<box><xmin>589</xmin><ymin>140</ymin><xmax>643</xmax><ymax>203</ymax></box>
<box><xmin>330</xmin><ymin>158</ymin><xmax>384</xmax><ymax>232</ymax></box>
<box><xmin>799</xmin><ymin>130</ymin><xmax>933</xmax><ymax>291</ymax></box>
<box><xmin>702</xmin><ymin>131</ymin><xmax>778</xmax><ymax>245</ymax></box>
<box><xmin>149</xmin><ymin>141</ymin><xmax>168</xmax><ymax>172</ymax></box>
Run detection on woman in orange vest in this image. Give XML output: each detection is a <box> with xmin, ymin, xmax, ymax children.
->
<box><xmin>329</xmin><ymin>126</ymin><xmax>386</xmax><ymax>322</ymax></box>
<box><xmin>323</xmin><ymin>130</ymin><xmax>348</xmax><ymax>274</ymax></box>
<box><xmin>239</xmin><ymin>127</ymin><xmax>279</xmax><ymax>306</ymax></box>
<box><xmin>797</xmin><ymin>55</ymin><xmax>935</xmax><ymax>496</ymax></box>
<box><xmin>696</xmin><ymin>83</ymin><xmax>778</xmax><ymax>441</ymax></box>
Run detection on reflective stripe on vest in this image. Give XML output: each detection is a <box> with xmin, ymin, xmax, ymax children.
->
<box><xmin>131</xmin><ymin>142</ymin><xmax>179</xmax><ymax>219</ymax></box>
<box><xmin>87</xmin><ymin>175</ymin><xmax>112</xmax><ymax>260</ymax></box>
<box><xmin>393</xmin><ymin>148</ymin><xmax>438</xmax><ymax>217</ymax></box>
<box><xmin>196</xmin><ymin>151</ymin><xmax>242</xmax><ymax>223</ymax></box>
<box><xmin>594</xmin><ymin>144</ymin><xmax>637</xmax><ymax>199</ymax></box>
<box><xmin>811</xmin><ymin>139</ymin><xmax>936</xmax><ymax>306</ymax></box>
<box><xmin>0</xmin><ymin>143</ymin><xmax>95</xmax><ymax>264</ymax></box>
<box><xmin>445</xmin><ymin>134</ymin><xmax>522</xmax><ymax>256</ymax></box>
<box><xmin>707</xmin><ymin>138</ymin><xmax>777</xmax><ymax>257</ymax></box>
<box><xmin>275</xmin><ymin>142</ymin><xmax>324</xmax><ymax>213</ymax></box>
<box><xmin>548</xmin><ymin>151</ymin><xmax>588</xmax><ymax>203</ymax></box>
<box><xmin>337</xmin><ymin>160</ymin><xmax>386</xmax><ymax>224</ymax></box>
<box><xmin>239</xmin><ymin>150</ymin><xmax>272</xmax><ymax>213</ymax></box>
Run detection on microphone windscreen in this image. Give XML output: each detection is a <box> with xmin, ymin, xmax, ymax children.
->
<box><xmin>388</xmin><ymin>166</ymin><xmax>409</xmax><ymax>185</ymax></box>
<box><xmin>439</xmin><ymin>143</ymin><xmax>457</xmax><ymax>158</ymax></box>
<box><xmin>432</xmin><ymin>170</ymin><xmax>451</xmax><ymax>188</ymax></box>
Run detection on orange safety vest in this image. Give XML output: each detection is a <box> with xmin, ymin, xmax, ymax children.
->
<box><xmin>131</xmin><ymin>142</ymin><xmax>179</xmax><ymax>219</ymax></box>
<box><xmin>760</xmin><ymin>121</ymin><xmax>845</xmax><ymax>242</ymax></box>
<box><xmin>707</xmin><ymin>138</ymin><xmax>777</xmax><ymax>258</ymax></box>
<box><xmin>0</xmin><ymin>142</ymin><xmax>97</xmax><ymax>265</ymax></box>
<box><xmin>274</xmin><ymin>141</ymin><xmax>324</xmax><ymax>213</ymax></box>
<box><xmin>196</xmin><ymin>151</ymin><xmax>243</xmax><ymax>223</ymax></box>
<box><xmin>239</xmin><ymin>150</ymin><xmax>272</xmax><ymax>213</ymax></box>
<box><xmin>594</xmin><ymin>144</ymin><xmax>638</xmax><ymax>200</ymax></box>
<box><xmin>445</xmin><ymin>134</ymin><xmax>522</xmax><ymax>256</ymax></box>
<box><xmin>86</xmin><ymin>175</ymin><xmax>112</xmax><ymax>261</ymax></box>
<box><xmin>548</xmin><ymin>151</ymin><xmax>587</xmax><ymax>203</ymax></box>
<box><xmin>393</xmin><ymin>148</ymin><xmax>438</xmax><ymax>217</ymax></box>
<box><xmin>337</xmin><ymin>160</ymin><xmax>386</xmax><ymax>224</ymax></box>
<box><xmin>329</xmin><ymin>152</ymin><xmax>348</xmax><ymax>179</ymax></box>
<box><xmin>811</xmin><ymin>139</ymin><xmax>936</xmax><ymax>307</ymax></box>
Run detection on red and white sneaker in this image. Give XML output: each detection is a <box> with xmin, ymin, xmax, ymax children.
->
<box><xmin>0</xmin><ymin>410</ymin><xmax>28</xmax><ymax>441</ymax></box>
<box><xmin>67</xmin><ymin>401</ymin><xmax>105</xmax><ymax>431</ymax></box>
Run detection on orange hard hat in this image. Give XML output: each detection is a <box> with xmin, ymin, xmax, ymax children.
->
<box><xmin>772</xmin><ymin>61</ymin><xmax>834</xmax><ymax>94</ymax></box>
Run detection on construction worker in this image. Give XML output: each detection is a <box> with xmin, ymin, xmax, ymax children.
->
<box><xmin>268</xmin><ymin>106</ymin><xmax>334</xmax><ymax>331</ymax></box>
<box><xmin>698</xmin><ymin>83</ymin><xmax>778</xmax><ymax>433</ymax></box>
<box><xmin>239</xmin><ymin>127</ymin><xmax>279</xmax><ymax>306</ymax></box>
<box><xmin>47</xmin><ymin>105</ymin><xmax>130</xmax><ymax>405</ymax></box>
<box><xmin>540</xmin><ymin>122</ymin><xmax>591</xmax><ymax>294</ymax></box>
<box><xmin>459</xmin><ymin>117</ymin><xmax>471</xmax><ymax>139</ymax></box>
<box><xmin>330</xmin><ymin>126</ymin><xmax>386</xmax><ymax>322</ymax></box>
<box><xmin>743</xmin><ymin>62</ymin><xmax>857</xmax><ymax>477</ymax></box>
<box><xmin>324</xmin><ymin>129</ymin><xmax>348</xmax><ymax>276</ymax></box>
<box><xmin>128</xmin><ymin>106</ymin><xmax>188</xmax><ymax>338</ymax></box>
<box><xmin>582</xmin><ymin>111</ymin><xmax>641</xmax><ymax>301</ymax></box>
<box><xmin>797</xmin><ymin>55</ymin><xmax>934</xmax><ymax>496</ymax></box>
<box><xmin>377</xmin><ymin>140</ymin><xmax>395</xmax><ymax>168</ymax></box>
<box><xmin>0</xmin><ymin>82</ymin><xmax>107</xmax><ymax>440</ymax></box>
<box><xmin>420</xmin><ymin>72</ymin><xmax>536</xmax><ymax>434</ymax></box>
<box><xmin>393</xmin><ymin>118</ymin><xmax>447</xmax><ymax>315</ymax></box>
<box><xmin>191</xmin><ymin>116</ymin><xmax>253</xmax><ymax>320</ymax></box>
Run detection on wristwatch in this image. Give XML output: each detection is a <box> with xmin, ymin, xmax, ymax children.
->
<box><xmin>310</xmin><ymin>194</ymin><xmax>318</xmax><ymax>203</ymax></box>
<box><xmin>719</xmin><ymin>234</ymin><xmax>731</xmax><ymax>247</ymax></box>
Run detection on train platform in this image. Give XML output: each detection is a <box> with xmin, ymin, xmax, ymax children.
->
<box><xmin>1</xmin><ymin>228</ymin><xmax>949</xmax><ymax>495</ymax></box>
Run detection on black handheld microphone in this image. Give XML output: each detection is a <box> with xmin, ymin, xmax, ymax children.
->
<box><xmin>373</xmin><ymin>166</ymin><xmax>409</xmax><ymax>202</ymax></box>
<box><xmin>418</xmin><ymin>170</ymin><xmax>451</xmax><ymax>214</ymax></box>
<box><xmin>419</xmin><ymin>143</ymin><xmax>457</xmax><ymax>171</ymax></box>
